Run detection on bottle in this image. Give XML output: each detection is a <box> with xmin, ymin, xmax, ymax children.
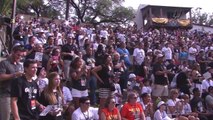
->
<box><xmin>198</xmin><ymin>102</ymin><xmax>203</xmax><ymax>112</ymax></box>
<box><xmin>58</xmin><ymin>96</ymin><xmax>62</xmax><ymax>110</ymax></box>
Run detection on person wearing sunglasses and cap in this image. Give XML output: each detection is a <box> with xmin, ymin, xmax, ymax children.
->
<box><xmin>121</xmin><ymin>92</ymin><xmax>145</xmax><ymax>120</ymax></box>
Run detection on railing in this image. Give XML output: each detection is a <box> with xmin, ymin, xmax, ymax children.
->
<box><xmin>150</xmin><ymin>17</ymin><xmax>192</xmax><ymax>28</ymax></box>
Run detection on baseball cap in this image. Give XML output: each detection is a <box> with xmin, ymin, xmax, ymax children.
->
<box><xmin>129</xmin><ymin>73</ymin><xmax>136</xmax><ymax>79</ymax></box>
<box><xmin>157</xmin><ymin>101</ymin><xmax>166</xmax><ymax>108</ymax></box>
<box><xmin>147</xmin><ymin>49</ymin><xmax>152</xmax><ymax>53</ymax></box>
<box><xmin>157</xmin><ymin>54</ymin><xmax>164</xmax><ymax>58</ymax></box>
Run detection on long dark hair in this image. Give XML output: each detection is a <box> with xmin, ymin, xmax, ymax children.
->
<box><xmin>70</xmin><ymin>57</ymin><xmax>81</xmax><ymax>69</ymax></box>
<box><xmin>104</xmin><ymin>96</ymin><xmax>115</xmax><ymax>108</ymax></box>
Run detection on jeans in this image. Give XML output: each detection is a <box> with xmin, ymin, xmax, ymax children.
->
<box><xmin>63</xmin><ymin>60</ymin><xmax>72</xmax><ymax>81</ymax></box>
<box><xmin>0</xmin><ymin>96</ymin><xmax>11</xmax><ymax>120</ymax></box>
<box><xmin>88</xmin><ymin>75</ymin><xmax>97</xmax><ymax>105</ymax></box>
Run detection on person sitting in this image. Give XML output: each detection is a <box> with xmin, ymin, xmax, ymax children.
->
<box><xmin>121</xmin><ymin>92</ymin><xmax>145</xmax><ymax>120</ymax></box>
<box><xmin>181</xmin><ymin>94</ymin><xmax>199</xmax><ymax>120</ymax></box>
<box><xmin>190</xmin><ymin>88</ymin><xmax>208</xmax><ymax>120</ymax></box>
<box><xmin>166</xmin><ymin>89</ymin><xmax>188</xmax><ymax>120</ymax></box>
<box><xmin>140</xmin><ymin>93</ymin><xmax>154</xmax><ymax>120</ymax></box>
<box><xmin>71</xmin><ymin>97</ymin><xmax>99</xmax><ymax>120</ymax></box>
<box><xmin>100</xmin><ymin>96</ymin><xmax>121</xmax><ymax>120</ymax></box>
<box><xmin>154</xmin><ymin>101</ymin><xmax>172</xmax><ymax>120</ymax></box>
<box><xmin>38</xmin><ymin>72</ymin><xmax>64</xmax><ymax>120</ymax></box>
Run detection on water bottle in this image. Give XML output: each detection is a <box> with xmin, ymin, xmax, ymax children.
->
<box><xmin>58</xmin><ymin>96</ymin><xmax>62</xmax><ymax>110</ymax></box>
<box><xmin>198</xmin><ymin>102</ymin><xmax>203</xmax><ymax>112</ymax></box>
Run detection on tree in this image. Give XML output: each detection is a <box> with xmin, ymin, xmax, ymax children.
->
<box><xmin>16</xmin><ymin>0</ymin><xmax>61</xmax><ymax>18</ymax></box>
<box><xmin>64</xmin><ymin>0</ymin><xmax>134</xmax><ymax>26</ymax></box>
<box><xmin>0</xmin><ymin>0</ymin><xmax>12</xmax><ymax>16</ymax></box>
<box><xmin>191</xmin><ymin>7</ymin><xmax>213</xmax><ymax>26</ymax></box>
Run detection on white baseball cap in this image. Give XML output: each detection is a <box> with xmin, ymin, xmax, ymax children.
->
<box><xmin>157</xmin><ymin>101</ymin><xmax>166</xmax><ymax>108</ymax></box>
<box><xmin>129</xmin><ymin>73</ymin><xmax>136</xmax><ymax>79</ymax></box>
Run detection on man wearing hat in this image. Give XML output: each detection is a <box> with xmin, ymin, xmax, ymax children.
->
<box><xmin>35</xmin><ymin>29</ymin><xmax>46</xmax><ymax>44</ymax></box>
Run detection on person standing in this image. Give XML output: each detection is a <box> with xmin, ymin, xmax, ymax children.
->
<box><xmin>11</xmin><ymin>59</ymin><xmax>44</xmax><ymax>120</ymax></box>
<box><xmin>70</xmin><ymin>57</ymin><xmax>89</xmax><ymax>109</ymax></box>
<box><xmin>0</xmin><ymin>45</ymin><xmax>26</xmax><ymax>120</ymax></box>
<box><xmin>61</xmin><ymin>35</ymin><xmax>78</xmax><ymax>80</ymax></box>
<box><xmin>152</xmin><ymin>54</ymin><xmax>170</xmax><ymax>102</ymax></box>
<box><xmin>133</xmin><ymin>42</ymin><xmax>145</xmax><ymax>77</ymax></box>
<box><xmin>92</xmin><ymin>54</ymin><xmax>114</xmax><ymax>112</ymax></box>
<box><xmin>38</xmin><ymin>72</ymin><xmax>64</xmax><ymax>120</ymax></box>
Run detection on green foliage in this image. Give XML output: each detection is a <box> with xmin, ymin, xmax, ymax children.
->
<box><xmin>192</xmin><ymin>7</ymin><xmax>213</xmax><ymax>26</ymax></box>
<box><xmin>16</xmin><ymin>0</ymin><xmax>61</xmax><ymax>18</ymax></box>
<box><xmin>0</xmin><ymin>0</ymin><xmax>12</xmax><ymax>16</ymax></box>
<box><xmin>68</xmin><ymin>0</ymin><xmax>134</xmax><ymax>26</ymax></box>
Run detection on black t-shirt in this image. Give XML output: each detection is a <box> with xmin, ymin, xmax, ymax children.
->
<box><xmin>97</xmin><ymin>65</ymin><xmax>112</xmax><ymax>88</ymax></box>
<box><xmin>83</xmin><ymin>54</ymin><xmax>95</xmax><ymax>68</ymax></box>
<box><xmin>70</xmin><ymin>68</ymin><xmax>87</xmax><ymax>91</ymax></box>
<box><xmin>61</xmin><ymin>44</ymin><xmax>78</xmax><ymax>60</ymax></box>
<box><xmin>153</xmin><ymin>63</ymin><xmax>168</xmax><ymax>85</ymax></box>
<box><xmin>11</xmin><ymin>76</ymin><xmax>39</xmax><ymax>120</ymax></box>
<box><xmin>190</xmin><ymin>97</ymin><xmax>204</xmax><ymax>112</ymax></box>
<box><xmin>38</xmin><ymin>91</ymin><xmax>63</xmax><ymax>120</ymax></box>
<box><xmin>26</xmin><ymin>51</ymin><xmax>49</xmax><ymax>69</ymax></box>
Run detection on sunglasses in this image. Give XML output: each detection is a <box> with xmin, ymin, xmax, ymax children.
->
<box><xmin>84</xmin><ymin>102</ymin><xmax>90</xmax><ymax>105</ymax></box>
<box><xmin>110</xmin><ymin>101</ymin><xmax>116</xmax><ymax>104</ymax></box>
<box><xmin>132</xmin><ymin>97</ymin><xmax>137</xmax><ymax>99</ymax></box>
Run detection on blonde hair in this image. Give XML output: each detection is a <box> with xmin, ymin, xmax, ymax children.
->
<box><xmin>169</xmin><ymin>89</ymin><xmax>179</xmax><ymax>98</ymax></box>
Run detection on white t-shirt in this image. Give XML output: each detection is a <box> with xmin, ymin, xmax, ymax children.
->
<box><xmin>133</xmin><ymin>48</ymin><xmax>145</xmax><ymax>65</ymax></box>
<box><xmin>72</xmin><ymin>107</ymin><xmax>99</xmax><ymax>120</ymax></box>
<box><xmin>35</xmin><ymin>37</ymin><xmax>46</xmax><ymax>44</ymax></box>
<box><xmin>62</xmin><ymin>86</ymin><xmax>73</xmax><ymax>104</ymax></box>
<box><xmin>182</xmin><ymin>103</ymin><xmax>192</xmax><ymax>114</ymax></box>
<box><xmin>162</xmin><ymin>47</ymin><xmax>172</xmax><ymax>60</ymax></box>
<box><xmin>141</xmin><ymin>86</ymin><xmax>152</xmax><ymax>94</ymax></box>
<box><xmin>37</xmin><ymin>78</ymin><xmax>48</xmax><ymax>93</ymax></box>
<box><xmin>112</xmin><ymin>83</ymin><xmax>122</xmax><ymax>104</ymax></box>
<box><xmin>202</xmin><ymin>79</ymin><xmax>213</xmax><ymax>92</ymax></box>
<box><xmin>154</xmin><ymin>109</ymin><xmax>172</xmax><ymax>120</ymax></box>
<box><xmin>188</xmin><ymin>47</ymin><xmax>197</xmax><ymax>61</ymax></box>
<box><xmin>78</xmin><ymin>35</ymin><xmax>85</xmax><ymax>48</ymax></box>
<box><xmin>117</xmin><ymin>33</ymin><xmax>126</xmax><ymax>42</ymax></box>
<box><xmin>166</xmin><ymin>98</ymin><xmax>180</xmax><ymax>114</ymax></box>
<box><xmin>100</xmin><ymin>30</ymin><xmax>109</xmax><ymax>39</ymax></box>
<box><xmin>205</xmin><ymin>94</ymin><xmax>213</xmax><ymax>113</ymax></box>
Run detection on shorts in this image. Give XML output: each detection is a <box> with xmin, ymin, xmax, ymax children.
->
<box><xmin>71</xmin><ymin>88</ymin><xmax>88</xmax><ymax>98</ymax></box>
<box><xmin>99</xmin><ymin>88</ymin><xmax>111</xmax><ymax>98</ymax></box>
<box><xmin>152</xmin><ymin>84</ymin><xmax>168</xmax><ymax>97</ymax></box>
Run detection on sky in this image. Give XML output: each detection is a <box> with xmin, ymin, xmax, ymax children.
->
<box><xmin>123</xmin><ymin>0</ymin><xmax>213</xmax><ymax>14</ymax></box>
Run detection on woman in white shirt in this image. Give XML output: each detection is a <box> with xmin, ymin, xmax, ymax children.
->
<box><xmin>166</xmin><ymin>89</ymin><xmax>188</xmax><ymax>120</ymax></box>
<box><xmin>154</xmin><ymin>101</ymin><xmax>172</xmax><ymax>120</ymax></box>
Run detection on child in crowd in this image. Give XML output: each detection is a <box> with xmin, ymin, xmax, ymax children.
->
<box><xmin>111</xmin><ymin>73</ymin><xmax>123</xmax><ymax>110</ymax></box>
<box><xmin>36</xmin><ymin>67</ymin><xmax>48</xmax><ymax>94</ymax></box>
<box><xmin>127</xmin><ymin>73</ymin><xmax>141</xmax><ymax>92</ymax></box>
<box><xmin>141</xmin><ymin>79</ymin><xmax>152</xmax><ymax>94</ymax></box>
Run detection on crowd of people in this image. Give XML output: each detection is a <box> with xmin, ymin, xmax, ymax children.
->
<box><xmin>0</xmin><ymin>16</ymin><xmax>213</xmax><ymax>120</ymax></box>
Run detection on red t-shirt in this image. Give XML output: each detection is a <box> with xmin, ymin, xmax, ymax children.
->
<box><xmin>102</xmin><ymin>107</ymin><xmax>120</xmax><ymax>120</ymax></box>
<box><xmin>121</xmin><ymin>102</ymin><xmax>144</xmax><ymax>120</ymax></box>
